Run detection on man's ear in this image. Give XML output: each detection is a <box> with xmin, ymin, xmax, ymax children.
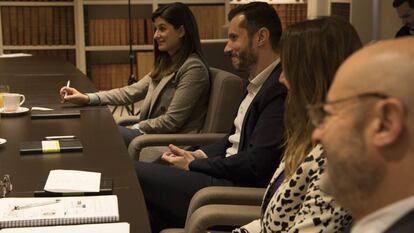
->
<box><xmin>179</xmin><ymin>25</ymin><xmax>185</xmax><ymax>38</ymax></box>
<box><xmin>372</xmin><ymin>99</ymin><xmax>405</xmax><ymax>147</ymax></box>
<box><xmin>257</xmin><ymin>27</ymin><xmax>269</xmax><ymax>46</ymax></box>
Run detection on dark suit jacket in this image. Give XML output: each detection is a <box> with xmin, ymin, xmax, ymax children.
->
<box><xmin>189</xmin><ymin>63</ymin><xmax>286</xmax><ymax>187</ymax></box>
<box><xmin>384</xmin><ymin>209</ymin><xmax>414</xmax><ymax>233</ymax></box>
<box><xmin>395</xmin><ymin>25</ymin><xmax>413</xmax><ymax>38</ymax></box>
<box><xmin>343</xmin><ymin>208</ymin><xmax>414</xmax><ymax>233</ymax></box>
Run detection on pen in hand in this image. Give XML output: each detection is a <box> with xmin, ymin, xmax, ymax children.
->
<box><xmin>64</xmin><ymin>80</ymin><xmax>71</xmax><ymax>99</ymax></box>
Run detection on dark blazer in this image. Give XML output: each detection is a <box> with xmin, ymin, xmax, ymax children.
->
<box><xmin>395</xmin><ymin>25</ymin><xmax>413</xmax><ymax>38</ymax></box>
<box><xmin>343</xmin><ymin>208</ymin><xmax>414</xmax><ymax>233</ymax></box>
<box><xmin>384</xmin><ymin>209</ymin><xmax>414</xmax><ymax>233</ymax></box>
<box><xmin>189</xmin><ymin>63</ymin><xmax>286</xmax><ymax>187</ymax></box>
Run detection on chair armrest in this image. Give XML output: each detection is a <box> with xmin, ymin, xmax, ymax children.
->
<box><xmin>185</xmin><ymin>204</ymin><xmax>261</xmax><ymax>233</ymax></box>
<box><xmin>130</xmin><ymin>133</ymin><xmax>226</xmax><ymax>147</ymax></box>
<box><xmin>128</xmin><ymin>133</ymin><xmax>226</xmax><ymax>160</ymax></box>
<box><xmin>186</xmin><ymin>186</ymin><xmax>265</xmax><ymax>223</ymax></box>
<box><xmin>160</xmin><ymin>229</ymin><xmax>184</xmax><ymax>233</ymax></box>
<box><xmin>116</xmin><ymin>115</ymin><xmax>140</xmax><ymax>126</ymax></box>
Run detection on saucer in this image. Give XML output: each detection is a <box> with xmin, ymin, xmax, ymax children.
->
<box><xmin>0</xmin><ymin>138</ymin><xmax>6</xmax><ymax>147</ymax></box>
<box><xmin>0</xmin><ymin>107</ymin><xmax>30</xmax><ymax>116</ymax></box>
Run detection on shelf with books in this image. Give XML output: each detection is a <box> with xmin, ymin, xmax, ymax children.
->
<box><xmin>81</xmin><ymin>0</ymin><xmax>228</xmax><ymax>90</ymax></box>
<box><xmin>81</xmin><ymin>2</ymin><xmax>154</xmax><ymax>89</ymax></box>
<box><xmin>0</xmin><ymin>1</ymin><xmax>76</xmax><ymax>65</ymax></box>
<box><xmin>330</xmin><ymin>1</ymin><xmax>350</xmax><ymax>21</ymax></box>
<box><xmin>0</xmin><ymin>0</ymin><xmax>229</xmax><ymax>90</ymax></box>
<box><xmin>86</xmin><ymin>50</ymin><xmax>135</xmax><ymax>90</ymax></box>
<box><xmin>84</xmin><ymin>4</ymin><xmax>153</xmax><ymax>47</ymax></box>
<box><xmin>230</xmin><ymin>0</ymin><xmax>308</xmax><ymax>30</ymax></box>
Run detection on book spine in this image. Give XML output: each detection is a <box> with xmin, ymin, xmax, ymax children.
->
<box><xmin>1</xmin><ymin>7</ymin><xmax>11</xmax><ymax>45</ymax></box>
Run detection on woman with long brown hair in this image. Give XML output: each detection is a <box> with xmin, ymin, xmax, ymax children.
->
<box><xmin>234</xmin><ymin>16</ymin><xmax>362</xmax><ymax>233</ymax></box>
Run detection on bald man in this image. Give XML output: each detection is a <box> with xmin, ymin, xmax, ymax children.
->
<box><xmin>310</xmin><ymin>37</ymin><xmax>414</xmax><ymax>233</ymax></box>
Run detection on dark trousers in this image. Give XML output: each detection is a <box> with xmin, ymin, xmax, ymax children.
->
<box><xmin>134</xmin><ymin>161</ymin><xmax>235</xmax><ymax>233</ymax></box>
<box><xmin>117</xmin><ymin>125</ymin><xmax>142</xmax><ymax>146</ymax></box>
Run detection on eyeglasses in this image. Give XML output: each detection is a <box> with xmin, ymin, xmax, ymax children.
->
<box><xmin>307</xmin><ymin>92</ymin><xmax>389</xmax><ymax>127</ymax></box>
<box><xmin>0</xmin><ymin>174</ymin><xmax>12</xmax><ymax>198</ymax></box>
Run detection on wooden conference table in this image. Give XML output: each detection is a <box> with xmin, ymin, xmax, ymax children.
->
<box><xmin>0</xmin><ymin>56</ymin><xmax>151</xmax><ymax>233</ymax></box>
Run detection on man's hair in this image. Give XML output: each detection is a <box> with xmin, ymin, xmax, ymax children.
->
<box><xmin>393</xmin><ymin>0</ymin><xmax>414</xmax><ymax>8</ymax></box>
<box><xmin>228</xmin><ymin>2</ymin><xmax>282</xmax><ymax>51</ymax></box>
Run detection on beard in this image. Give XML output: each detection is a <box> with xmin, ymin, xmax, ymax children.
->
<box><xmin>324</xmin><ymin>123</ymin><xmax>385</xmax><ymax>218</ymax></box>
<box><xmin>229</xmin><ymin>41</ymin><xmax>258</xmax><ymax>72</ymax></box>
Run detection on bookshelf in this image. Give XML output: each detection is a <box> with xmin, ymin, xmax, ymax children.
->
<box><xmin>230</xmin><ymin>0</ymin><xmax>308</xmax><ymax>30</ymax></box>
<box><xmin>0</xmin><ymin>0</ymin><xmax>350</xmax><ymax>90</ymax></box>
<box><xmin>0</xmin><ymin>1</ymin><xmax>76</xmax><ymax>65</ymax></box>
<box><xmin>79</xmin><ymin>0</ymin><xmax>229</xmax><ymax>90</ymax></box>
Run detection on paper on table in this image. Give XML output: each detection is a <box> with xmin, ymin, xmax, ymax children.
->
<box><xmin>0</xmin><ymin>195</ymin><xmax>119</xmax><ymax>227</ymax></box>
<box><xmin>44</xmin><ymin>170</ymin><xmax>101</xmax><ymax>193</ymax></box>
<box><xmin>0</xmin><ymin>222</ymin><xmax>129</xmax><ymax>233</ymax></box>
<box><xmin>0</xmin><ymin>53</ymin><xmax>32</xmax><ymax>58</ymax></box>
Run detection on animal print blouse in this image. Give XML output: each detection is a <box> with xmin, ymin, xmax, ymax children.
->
<box><xmin>233</xmin><ymin>145</ymin><xmax>352</xmax><ymax>233</ymax></box>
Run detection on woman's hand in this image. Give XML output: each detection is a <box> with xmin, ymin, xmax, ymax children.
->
<box><xmin>59</xmin><ymin>86</ymin><xmax>90</xmax><ymax>105</ymax></box>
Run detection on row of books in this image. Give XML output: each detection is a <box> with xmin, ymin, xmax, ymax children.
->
<box><xmin>90</xmin><ymin>64</ymin><xmax>135</xmax><ymax>91</ymax></box>
<box><xmin>87</xmin><ymin>19</ymin><xmax>153</xmax><ymax>46</ymax></box>
<box><xmin>189</xmin><ymin>4</ymin><xmax>225</xmax><ymax>39</ymax></box>
<box><xmin>331</xmin><ymin>2</ymin><xmax>351</xmax><ymax>21</ymax></box>
<box><xmin>5</xmin><ymin>49</ymin><xmax>76</xmax><ymax>66</ymax></box>
<box><xmin>230</xmin><ymin>3</ymin><xmax>308</xmax><ymax>30</ymax></box>
<box><xmin>1</xmin><ymin>6</ymin><xmax>75</xmax><ymax>46</ymax></box>
<box><xmin>89</xmin><ymin>51</ymin><xmax>153</xmax><ymax>90</ymax></box>
<box><xmin>272</xmin><ymin>4</ymin><xmax>308</xmax><ymax>29</ymax></box>
<box><xmin>86</xmin><ymin>4</ymin><xmax>226</xmax><ymax>46</ymax></box>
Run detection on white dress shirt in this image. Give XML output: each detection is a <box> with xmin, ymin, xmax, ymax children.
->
<box><xmin>352</xmin><ymin>195</ymin><xmax>414</xmax><ymax>233</ymax></box>
<box><xmin>224</xmin><ymin>59</ymin><xmax>279</xmax><ymax>157</ymax></box>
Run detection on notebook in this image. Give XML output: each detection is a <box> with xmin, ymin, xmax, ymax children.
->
<box><xmin>20</xmin><ymin>139</ymin><xmax>83</xmax><ymax>155</ymax></box>
<box><xmin>30</xmin><ymin>109</ymin><xmax>81</xmax><ymax>119</ymax></box>
<box><xmin>0</xmin><ymin>195</ymin><xmax>119</xmax><ymax>228</ymax></box>
<box><xmin>0</xmin><ymin>222</ymin><xmax>129</xmax><ymax>233</ymax></box>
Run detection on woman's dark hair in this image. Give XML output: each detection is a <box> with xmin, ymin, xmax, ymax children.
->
<box><xmin>228</xmin><ymin>2</ymin><xmax>282</xmax><ymax>51</ymax></box>
<box><xmin>150</xmin><ymin>2</ymin><xmax>206</xmax><ymax>78</ymax></box>
<box><xmin>281</xmin><ymin>16</ymin><xmax>362</xmax><ymax>178</ymax></box>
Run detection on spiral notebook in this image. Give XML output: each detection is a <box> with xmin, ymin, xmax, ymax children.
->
<box><xmin>0</xmin><ymin>222</ymin><xmax>129</xmax><ymax>233</ymax></box>
<box><xmin>0</xmin><ymin>195</ymin><xmax>119</xmax><ymax>228</ymax></box>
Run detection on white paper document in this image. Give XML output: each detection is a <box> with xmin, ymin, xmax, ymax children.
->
<box><xmin>0</xmin><ymin>222</ymin><xmax>129</xmax><ymax>233</ymax></box>
<box><xmin>44</xmin><ymin>170</ymin><xmax>101</xmax><ymax>193</ymax></box>
<box><xmin>0</xmin><ymin>53</ymin><xmax>32</xmax><ymax>58</ymax></box>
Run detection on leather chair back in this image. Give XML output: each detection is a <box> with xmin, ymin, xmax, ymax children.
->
<box><xmin>203</xmin><ymin>68</ymin><xmax>243</xmax><ymax>133</ymax></box>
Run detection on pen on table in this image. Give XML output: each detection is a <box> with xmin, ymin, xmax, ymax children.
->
<box><xmin>44</xmin><ymin>135</ymin><xmax>76</xmax><ymax>140</ymax></box>
<box><xmin>64</xmin><ymin>80</ymin><xmax>70</xmax><ymax>98</ymax></box>
<box><xmin>13</xmin><ymin>199</ymin><xmax>61</xmax><ymax>211</ymax></box>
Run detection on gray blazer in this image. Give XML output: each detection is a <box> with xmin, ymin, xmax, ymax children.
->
<box><xmin>95</xmin><ymin>54</ymin><xmax>210</xmax><ymax>134</ymax></box>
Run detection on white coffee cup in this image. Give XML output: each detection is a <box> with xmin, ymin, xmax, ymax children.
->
<box><xmin>3</xmin><ymin>93</ymin><xmax>25</xmax><ymax>112</ymax></box>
